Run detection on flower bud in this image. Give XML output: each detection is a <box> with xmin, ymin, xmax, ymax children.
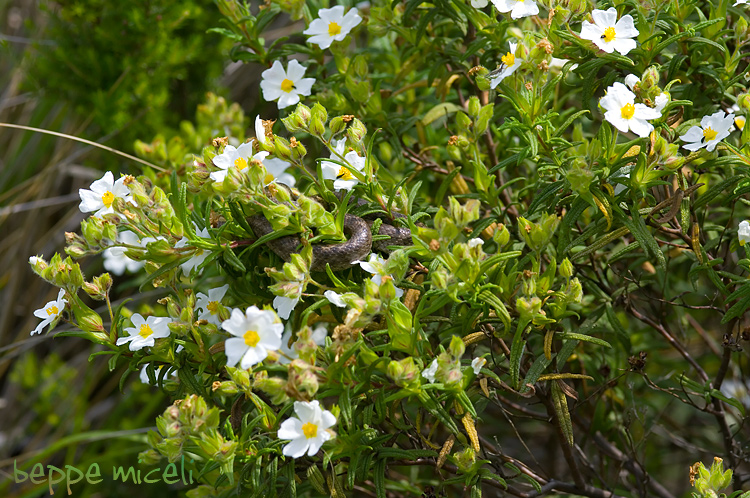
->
<box><xmin>448</xmin><ymin>335</ymin><xmax>466</xmax><ymax>358</ymax></box>
<box><xmin>387</xmin><ymin>357</ymin><xmax>420</xmax><ymax>388</ymax></box>
<box><xmin>559</xmin><ymin>258</ymin><xmax>574</xmax><ymax>278</ymax></box>
<box><xmin>456</xmin><ymin>111</ymin><xmax>472</xmax><ymax>132</ymax></box>
<box><xmin>640</xmin><ymin>66</ymin><xmax>660</xmax><ymax>91</ymax></box>
<box><xmin>254</xmin><ymin>371</ymin><xmax>289</xmax><ymax>405</ymax></box>
<box><xmin>493</xmin><ymin>223</ymin><xmax>510</xmax><ymax>246</ymax></box>
<box><xmin>329</xmin><ymin>116</ymin><xmax>346</xmax><ymax>135</ymax></box>
<box><xmin>309</xmin><ymin>103</ymin><xmax>328</xmax><ymax>137</ymax></box>
<box><xmin>346</xmin><ymin>118</ymin><xmax>367</xmax><ymax>143</ymax></box>
<box><xmin>467</xmin><ymin>96</ymin><xmax>481</xmax><ymax>118</ymax></box>
<box><xmin>516</xmin><ymin>296</ymin><xmax>542</xmax><ymax>323</ymax></box>
<box><xmin>739</xmin><ymin>94</ymin><xmax>750</xmax><ymax>112</ymax></box>
<box><xmin>225</xmin><ymin>366</ymin><xmax>251</xmax><ymax>393</ymax></box>
<box><xmin>211</xmin><ymin>380</ymin><xmax>239</xmax><ymax>396</ymax></box>
<box><xmin>29</xmin><ymin>255</ymin><xmax>48</xmax><ymax>275</ymax></box>
<box><xmin>273</xmin><ymin>136</ymin><xmax>293</xmax><ymax>161</ymax></box>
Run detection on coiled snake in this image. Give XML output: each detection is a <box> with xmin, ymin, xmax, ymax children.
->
<box><xmin>247</xmin><ymin>196</ymin><xmax>413</xmax><ymax>272</ymax></box>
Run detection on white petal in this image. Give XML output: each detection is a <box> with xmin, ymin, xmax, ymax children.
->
<box><xmin>225</xmin><ymin>338</ymin><xmax>248</xmax><ymax>367</ymax></box>
<box><xmin>282</xmin><ymin>437</ymin><xmax>310</xmax><ymax>458</ymax></box>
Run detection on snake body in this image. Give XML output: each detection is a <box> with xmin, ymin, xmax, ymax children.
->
<box><xmin>247</xmin><ymin>203</ymin><xmax>413</xmax><ymax>272</ymax></box>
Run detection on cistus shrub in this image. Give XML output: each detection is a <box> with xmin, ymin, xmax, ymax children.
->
<box><xmin>20</xmin><ymin>0</ymin><xmax>750</xmax><ymax>496</ymax></box>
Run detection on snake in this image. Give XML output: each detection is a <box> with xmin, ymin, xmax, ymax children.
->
<box><xmin>247</xmin><ymin>197</ymin><xmax>413</xmax><ymax>272</ymax></box>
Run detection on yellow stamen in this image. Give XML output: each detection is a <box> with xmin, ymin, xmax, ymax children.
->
<box><xmin>281</xmin><ymin>79</ymin><xmax>295</xmax><ymax>93</ymax></box>
<box><xmin>139</xmin><ymin>324</ymin><xmax>154</xmax><ymax>338</ymax></box>
<box><xmin>501</xmin><ymin>52</ymin><xmax>515</xmax><ymax>67</ymax></box>
<box><xmin>244</xmin><ymin>329</ymin><xmax>260</xmax><ymax>347</ymax></box>
<box><xmin>602</xmin><ymin>26</ymin><xmax>616</xmax><ymax>42</ymax></box>
<box><xmin>207</xmin><ymin>301</ymin><xmax>219</xmax><ymax>315</ymax></box>
<box><xmin>235</xmin><ymin>157</ymin><xmax>248</xmax><ymax>170</ymax></box>
<box><xmin>337</xmin><ymin>167</ymin><xmax>354</xmax><ymax>181</ymax></box>
<box><xmin>302</xmin><ymin>422</ymin><xmax>318</xmax><ymax>439</ymax></box>
<box><xmin>264</xmin><ymin>173</ymin><xmax>275</xmax><ymax>184</ymax></box>
<box><xmin>703</xmin><ymin>127</ymin><xmax>718</xmax><ymax>141</ymax></box>
<box><xmin>46</xmin><ymin>305</ymin><xmax>59</xmax><ymax>316</ymax></box>
<box><xmin>101</xmin><ymin>191</ymin><xmax>115</xmax><ymax>208</ymax></box>
<box><xmin>620</xmin><ymin>103</ymin><xmax>635</xmax><ymax>120</ymax></box>
<box><xmin>328</xmin><ymin>21</ymin><xmax>342</xmax><ymax>37</ymax></box>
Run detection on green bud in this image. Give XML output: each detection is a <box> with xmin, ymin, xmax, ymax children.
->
<box><xmin>447</xmin><ymin>144</ymin><xmax>462</xmax><ymax>161</ymax></box>
<box><xmin>448</xmin><ymin>335</ymin><xmax>466</xmax><ymax>358</ymax></box>
<box><xmin>640</xmin><ymin>65</ymin><xmax>660</xmax><ymax>91</ymax></box>
<box><xmin>225</xmin><ymin>366</ymin><xmax>251</xmax><ymax>393</ymax></box>
<box><xmin>559</xmin><ymin>258</ymin><xmax>574</xmax><ymax>278</ymax></box>
<box><xmin>739</xmin><ymin>93</ymin><xmax>750</xmax><ymax>112</ymax></box>
<box><xmin>454</xmin><ymin>447</ymin><xmax>476</xmax><ymax>473</ymax></box>
<box><xmin>329</xmin><ymin>116</ymin><xmax>346</xmax><ymax>135</ymax></box>
<box><xmin>387</xmin><ymin>357</ymin><xmax>420</xmax><ymax>388</ymax></box>
<box><xmin>431</xmin><ymin>266</ymin><xmax>451</xmax><ymax>289</ymax></box>
<box><xmin>736</xmin><ymin>16</ymin><xmax>748</xmax><ymax>40</ymax></box>
<box><xmin>273</xmin><ymin>136</ymin><xmax>293</xmax><ymax>161</ymax></box>
<box><xmin>287</xmin><ymin>359</ymin><xmax>319</xmax><ymax>398</ymax></box>
<box><xmin>346</xmin><ymin>118</ymin><xmax>367</xmax><ymax>143</ymax></box>
<box><xmin>254</xmin><ymin>371</ymin><xmax>289</xmax><ymax>405</ymax></box>
<box><xmin>566</xmin><ymin>159</ymin><xmax>595</xmax><ymax>196</ymax></box>
<box><xmin>28</xmin><ymin>255</ymin><xmax>48</xmax><ymax>276</ymax></box>
<box><xmin>456</xmin><ymin>111</ymin><xmax>472</xmax><ymax>132</ymax></box>
<box><xmin>309</xmin><ymin>103</ymin><xmax>328</xmax><ymax>137</ymax></box>
<box><xmin>379</xmin><ymin>275</ymin><xmax>398</xmax><ymax>302</ymax></box>
<box><xmin>449</xmin><ymin>197</ymin><xmax>480</xmax><ymax>228</ymax></box>
<box><xmin>211</xmin><ymin>380</ymin><xmax>239</xmax><ymax>396</ymax></box>
<box><xmin>137</xmin><ymin>449</ymin><xmax>162</xmax><ymax>466</ymax></box>
<box><xmin>467</xmin><ymin>96</ymin><xmax>481</xmax><ymax>118</ymax></box>
<box><xmin>516</xmin><ymin>296</ymin><xmax>542</xmax><ymax>323</ymax></box>
<box><xmin>475</xmin><ymin>103</ymin><xmax>494</xmax><ymax>135</ymax></box>
<box><xmin>493</xmin><ymin>223</ymin><xmax>510</xmax><ymax>247</ymax></box>
<box><xmin>82</xmin><ymin>273</ymin><xmax>112</xmax><ymax>300</ymax></box>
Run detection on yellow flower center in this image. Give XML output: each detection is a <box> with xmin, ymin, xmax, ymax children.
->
<box><xmin>207</xmin><ymin>301</ymin><xmax>219</xmax><ymax>315</ymax></box>
<box><xmin>337</xmin><ymin>166</ymin><xmax>354</xmax><ymax>181</ymax></box>
<box><xmin>328</xmin><ymin>21</ymin><xmax>342</xmax><ymax>37</ymax></box>
<box><xmin>46</xmin><ymin>305</ymin><xmax>59</xmax><ymax>316</ymax></box>
<box><xmin>101</xmin><ymin>191</ymin><xmax>115</xmax><ymax>208</ymax></box>
<box><xmin>602</xmin><ymin>26</ymin><xmax>616</xmax><ymax>42</ymax></box>
<box><xmin>736</xmin><ymin>116</ymin><xmax>746</xmax><ymax>130</ymax></box>
<box><xmin>139</xmin><ymin>324</ymin><xmax>154</xmax><ymax>338</ymax></box>
<box><xmin>235</xmin><ymin>157</ymin><xmax>248</xmax><ymax>170</ymax></box>
<box><xmin>620</xmin><ymin>103</ymin><xmax>635</xmax><ymax>120</ymax></box>
<box><xmin>264</xmin><ymin>173</ymin><xmax>275</xmax><ymax>184</ymax></box>
<box><xmin>501</xmin><ymin>52</ymin><xmax>515</xmax><ymax>67</ymax></box>
<box><xmin>244</xmin><ymin>329</ymin><xmax>260</xmax><ymax>347</ymax></box>
<box><xmin>703</xmin><ymin>127</ymin><xmax>718</xmax><ymax>141</ymax></box>
<box><xmin>302</xmin><ymin>422</ymin><xmax>318</xmax><ymax>439</ymax></box>
<box><xmin>281</xmin><ymin>79</ymin><xmax>295</xmax><ymax>93</ymax></box>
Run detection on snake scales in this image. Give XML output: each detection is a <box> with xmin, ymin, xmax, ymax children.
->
<box><xmin>247</xmin><ymin>195</ymin><xmax>413</xmax><ymax>272</ymax></box>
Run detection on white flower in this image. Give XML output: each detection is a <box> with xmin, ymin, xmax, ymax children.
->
<box><xmin>210</xmin><ymin>142</ymin><xmax>255</xmax><ymax>184</ymax></box>
<box><xmin>103</xmin><ymin>231</ymin><xmax>145</xmax><ymax>276</ymax></box>
<box><xmin>679</xmin><ymin>110</ymin><xmax>734</xmax><ymax>152</ymax></box>
<box><xmin>579</xmin><ymin>7</ymin><xmax>639</xmax><ymax>55</ymax></box>
<box><xmin>489</xmin><ymin>42</ymin><xmax>522</xmax><ymax>89</ymax></box>
<box><xmin>324</xmin><ymin>290</ymin><xmax>347</xmax><ymax>308</ymax></box>
<box><xmin>422</xmin><ymin>359</ymin><xmax>438</xmax><ymax>383</ymax></box>
<box><xmin>264</xmin><ymin>156</ymin><xmax>296</xmax><ymax>187</ymax></box>
<box><xmin>739</xmin><ymin>221</ymin><xmax>750</xmax><ymax>246</ymax></box>
<box><xmin>29</xmin><ymin>256</ymin><xmax>41</xmax><ymax>266</ymax></box>
<box><xmin>196</xmin><ymin>284</ymin><xmax>230</xmax><ymax>326</ymax></box>
<box><xmin>730</xmin><ymin>104</ymin><xmax>746</xmax><ymax>131</ymax></box>
<box><xmin>175</xmin><ymin>225</ymin><xmax>212</xmax><ymax>276</ymax></box>
<box><xmin>303</xmin><ymin>6</ymin><xmax>362</xmax><ymax>50</ymax></box>
<box><xmin>467</xmin><ymin>238</ymin><xmax>484</xmax><ymax>248</ymax></box>
<box><xmin>624</xmin><ymin>74</ymin><xmax>640</xmax><ymax>90</ymax></box>
<box><xmin>78</xmin><ymin>171</ymin><xmax>134</xmax><ymax>217</ymax></box>
<box><xmin>260</xmin><ymin>60</ymin><xmax>315</xmax><ymax>110</ymax></box>
<box><xmin>320</xmin><ymin>140</ymin><xmax>367</xmax><ymax>190</ymax></box>
<box><xmin>471</xmin><ymin>357</ymin><xmax>487</xmax><ymax>375</ymax></box>
<box><xmin>222</xmin><ymin>306</ymin><xmax>283</xmax><ymax>369</ymax></box>
<box><xmin>471</xmin><ymin>0</ymin><xmax>488</xmax><ymax>7</ymax></box>
<box><xmin>720</xmin><ymin>379</ymin><xmax>750</xmax><ymax>408</ymax></box>
<box><xmin>31</xmin><ymin>289</ymin><xmax>67</xmax><ymax>335</ymax></box>
<box><xmin>355</xmin><ymin>253</ymin><xmax>404</xmax><ymax>299</ymax></box>
<box><xmin>653</xmin><ymin>93</ymin><xmax>669</xmax><ymax>115</ymax></box>
<box><xmin>600</xmin><ymin>82</ymin><xmax>661</xmax><ymax>138</ymax></box>
<box><xmin>116</xmin><ymin>314</ymin><xmax>172</xmax><ymax>351</ymax></box>
<box><xmin>273</xmin><ymin>292</ymin><xmax>301</xmax><ymax>321</ymax></box>
<box><xmin>211</xmin><ymin>142</ymin><xmax>295</xmax><ymax>187</ymax></box>
<box><xmin>491</xmin><ymin>0</ymin><xmax>539</xmax><ymax>19</ymax></box>
<box><xmin>255</xmin><ymin>115</ymin><xmax>271</xmax><ymax>147</ymax></box>
<box><xmin>735</xmin><ymin>0</ymin><xmax>748</xmax><ymax>6</ymax></box>
<box><xmin>278</xmin><ymin>400</ymin><xmax>337</xmax><ymax>458</ymax></box>
<box><xmin>278</xmin><ymin>325</ymin><xmax>328</xmax><ymax>364</ymax></box>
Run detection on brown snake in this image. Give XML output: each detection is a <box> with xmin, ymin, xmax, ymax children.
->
<box><xmin>247</xmin><ymin>198</ymin><xmax>413</xmax><ymax>272</ymax></box>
